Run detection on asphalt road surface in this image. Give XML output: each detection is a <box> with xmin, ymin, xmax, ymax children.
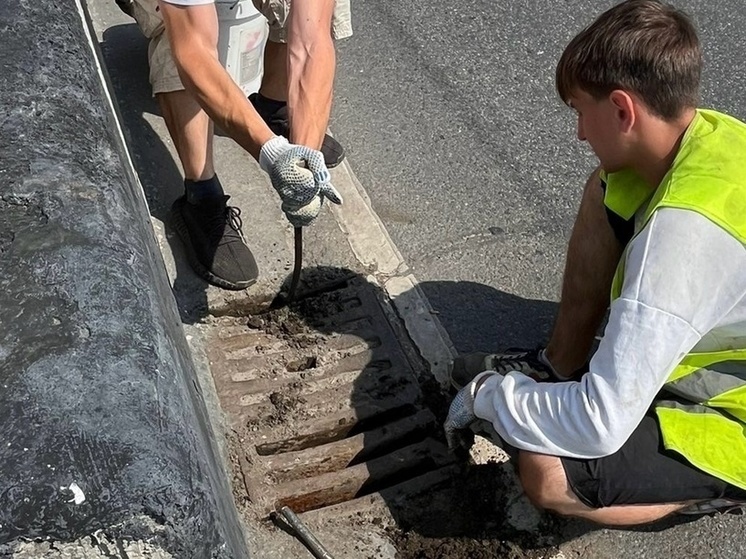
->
<box><xmin>331</xmin><ymin>0</ymin><xmax>746</xmax><ymax>354</ymax></box>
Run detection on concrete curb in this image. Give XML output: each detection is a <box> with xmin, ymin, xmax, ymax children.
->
<box><xmin>329</xmin><ymin>158</ymin><xmax>458</xmax><ymax>384</ymax></box>
<box><xmin>0</xmin><ymin>1</ymin><xmax>249</xmax><ymax>557</ymax></box>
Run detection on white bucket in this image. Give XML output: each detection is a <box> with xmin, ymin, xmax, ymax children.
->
<box><xmin>215</xmin><ymin>0</ymin><xmax>268</xmax><ymax>96</ymax></box>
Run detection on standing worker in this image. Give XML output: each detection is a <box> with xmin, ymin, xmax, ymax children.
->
<box><xmin>117</xmin><ymin>0</ymin><xmax>351</xmax><ymax>289</ymax></box>
<box><xmin>446</xmin><ymin>0</ymin><xmax>746</xmax><ymax>524</ymax></box>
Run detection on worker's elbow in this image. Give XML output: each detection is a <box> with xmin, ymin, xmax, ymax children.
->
<box><xmin>170</xmin><ymin>45</ymin><xmax>212</xmax><ymax>88</ymax></box>
<box><xmin>585</xmin><ymin>426</ymin><xmax>627</xmax><ymax>458</ymax></box>
<box><xmin>171</xmin><ymin>42</ymin><xmax>198</xmax><ymax>67</ymax></box>
<box><xmin>590</xmin><ymin>440</ymin><xmax>623</xmax><ymax>458</ymax></box>
<box><xmin>169</xmin><ymin>28</ymin><xmax>218</xmax><ymax>73</ymax></box>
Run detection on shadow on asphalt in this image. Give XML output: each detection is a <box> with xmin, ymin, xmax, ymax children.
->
<box><xmin>418</xmin><ymin>279</ymin><xmax>560</xmax><ymax>354</ymax></box>
<box><xmin>98</xmin><ymin>23</ymin><xmax>209</xmax><ymax>324</ymax></box>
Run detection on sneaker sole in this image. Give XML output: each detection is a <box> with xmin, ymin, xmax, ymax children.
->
<box><xmin>325</xmin><ymin>150</ymin><xmax>345</xmax><ymax>169</ymax></box>
<box><xmin>171</xmin><ymin>205</ymin><xmax>258</xmax><ymax>291</ymax></box>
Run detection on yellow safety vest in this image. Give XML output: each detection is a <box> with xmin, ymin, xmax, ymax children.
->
<box><xmin>604</xmin><ymin>109</ymin><xmax>746</xmax><ymax>489</ymax></box>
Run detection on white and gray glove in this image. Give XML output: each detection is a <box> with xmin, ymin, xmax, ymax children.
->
<box><xmin>260</xmin><ymin>136</ymin><xmax>343</xmax><ymax>227</ymax></box>
<box><xmin>444</xmin><ymin>371</ymin><xmax>497</xmax><ymax>453</ymax></box>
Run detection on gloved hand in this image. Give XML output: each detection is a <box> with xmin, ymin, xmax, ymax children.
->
<box><xmin>444</xmin><ymin>371</ymin><xmax>497</xmax><ymax>453</ymax></box>
<box><xmin>260</xmin><ymin>136</ymin><xmax>343</xmax><ymax>227</ymax></box>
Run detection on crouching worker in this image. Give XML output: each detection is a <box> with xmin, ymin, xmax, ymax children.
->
<box><xmin>445</xmin><ymin>0</ymin><xmax>746</xmax><ymax>524</ymax></box>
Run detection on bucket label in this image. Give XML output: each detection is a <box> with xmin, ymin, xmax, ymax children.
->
<box><xmin>239</xmin><ymin>27</ymin><xmax>265</xmax><ymax>87</ymax></box>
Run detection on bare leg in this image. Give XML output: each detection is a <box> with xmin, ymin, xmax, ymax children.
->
<box><xmin>545</xmin><ymin>169</ymin><xmax>625</xmax><ymax>376</ymax></box>
<box><xmin>258</xmin><ymin>41</ymin><xmax>288</xmax><ymax>102</ymax></box>
<box><xmin>518</xmin><ymin>452</ymin><xmax>688</xmax><ymax>525</ymax></box>
<box><xmin>156</xmin><ymin>90</ymin><xmax>215</xmax><ymax>181</ymax></box>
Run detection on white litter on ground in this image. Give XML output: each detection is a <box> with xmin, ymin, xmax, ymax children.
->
<box><xmin>62</xmin><ymin>482</ymin><xmax>86</xmax><ymax>505</ymax></box>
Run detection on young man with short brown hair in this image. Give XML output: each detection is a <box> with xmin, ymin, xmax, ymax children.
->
<box><xmin>446</xmin><ymin>0</ymin><xmax>746</xmax><ymax>524</ymax></box>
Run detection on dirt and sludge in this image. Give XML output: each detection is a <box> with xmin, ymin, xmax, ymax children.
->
<box><xmin>200</xmin><ymin>273</ymin><xmax>564</xmax><ymax>558</ymax></box>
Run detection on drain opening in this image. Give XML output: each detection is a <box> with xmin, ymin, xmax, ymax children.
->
<box><xmin>286</xmin><ymin>355</ymin><xmax>318</xmax><ymax>372</ymax></box>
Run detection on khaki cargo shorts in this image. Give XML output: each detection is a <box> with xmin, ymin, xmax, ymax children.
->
<box><xmin>131</xmin><ymin>0</ymin><xmax>352</xmax><ymax>94</ymax></box>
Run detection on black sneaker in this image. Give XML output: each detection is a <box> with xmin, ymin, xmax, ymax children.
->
<box><xmin>172</xmin><ymin>195</ymin><xmax>258</xmax><ymax>290</ymax></box>
<box><xmin>449</xmin><ymin>348</ymin><xmax>558</xmax><ymax>390</ymax></box>
<box><xmin>678</xmin><ymin>498</ymin><xmax>746</xmax><ymax>515</ymax></box>
<box><xmin>249</xmin><ymin>93</ymin><xmax>345</xmax><ymax>168</ymax></box>
<box><xmin>115</xmin><ymin>0</ymin><xmax>134</xmax><ymax>17</ymax></box>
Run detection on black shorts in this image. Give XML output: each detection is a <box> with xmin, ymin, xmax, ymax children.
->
<box><xmin>561</xmin><ymin>415</ymin><xmax>746</xmax><ymax>508</ymax></box>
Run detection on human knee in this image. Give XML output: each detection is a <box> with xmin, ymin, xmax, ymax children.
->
<box><xmin>518</xmin><ymin>453</ymin><xmax>573</xmax><ymax>514</ymax></box>
<box><xmin>520</xmin><ymin>472</ymin><xmax>558</xmax><ymax>511</ymax></box>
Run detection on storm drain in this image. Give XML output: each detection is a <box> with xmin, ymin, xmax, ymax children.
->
<box><xmin>206</xmin><ymin>277</ymin><xmax>456</xmax><ymax>518</ymax></box>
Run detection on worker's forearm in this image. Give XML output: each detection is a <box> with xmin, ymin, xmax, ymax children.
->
<box><xmin>174</xmin><ymin>45</ymin><xmax>274</xmax><ymax>159</ymax></box>
<box><xmin>287</xmin><ymin>10</ymin><xmax>336</xmax><ymax>149</ymax></box>
<box><xmin>159</xmin><ymin>2</ymin><xmax>274</xmax><ymax>160</ymax></box>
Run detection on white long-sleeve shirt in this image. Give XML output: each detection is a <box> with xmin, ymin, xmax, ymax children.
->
<box><xmin>473</xmin><ymin>207</ymin><xmax>746</xmax><ymax>458</ymax></box>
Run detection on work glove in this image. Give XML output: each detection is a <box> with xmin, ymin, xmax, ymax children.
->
<box><xmin>444</xmin><ymin>371</ymin><xmax>497</xmax><ymax>454</ymax></box>
<box><xmin>260</xmin><ymin>136</ymin><xmax>343</xmax><ymax>227</ymax></box>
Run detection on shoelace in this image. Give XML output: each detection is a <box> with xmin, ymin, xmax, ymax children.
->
<box><xmin>682</xmin><ymin>499</ymin><xmax>746</xmax><ymax>515</ymax></box>
<box><xmin>487</xmin><ymin>352</ymin><xmax>544</xmax><ymax>374</ymax></box>
<box><xmin>206</xmin><ymin>205</ymin><xmax>244</xmax><ymax>246</ymax></box>
<box><xmin>722</xmin><ymin>503</ymin><xmax>746</xmax><ymax>514</ymax></box>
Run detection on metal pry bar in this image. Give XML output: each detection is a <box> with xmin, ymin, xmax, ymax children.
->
<box><xmin>287</xmin><ymin>226</ymin><xmax>303</xmax><ymax>302</ymax></box>
<box><xmin>275</xmin><ymin>505</ymin><xmax>335</xmax><ymax>559</ymax></box>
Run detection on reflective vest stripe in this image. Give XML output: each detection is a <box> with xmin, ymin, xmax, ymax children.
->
<box><xmin>666</xmin><ymin>361</ymin><xmax>746</xmax><ymax>402</ymax></box>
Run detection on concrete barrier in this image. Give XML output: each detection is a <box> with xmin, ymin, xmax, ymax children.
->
<box><xmin>0</xmin><ymin>1</ymin><xmax>249</xmax><ymax>557</ymax></box>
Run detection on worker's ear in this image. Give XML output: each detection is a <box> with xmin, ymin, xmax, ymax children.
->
<box><xmin>609</xmin><ymin>90</ymin><xmax>636</xmax><ymax>134</ymax></box>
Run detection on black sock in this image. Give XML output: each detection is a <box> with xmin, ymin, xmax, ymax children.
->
<box><xmin>184</xmin><ymin>175</ymin><xmax>225</xmax><ymax>204</ymax></box>
<box><xmin>256</xmin><ymin>92</ymin><xmax>287</xmax><ymax>112</ymax></box>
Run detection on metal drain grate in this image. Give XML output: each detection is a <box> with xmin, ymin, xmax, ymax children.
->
<box><xmin>207</xmin><ymin>278</ymin><xmax>455</xmax><ymax>517</ymax></box>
